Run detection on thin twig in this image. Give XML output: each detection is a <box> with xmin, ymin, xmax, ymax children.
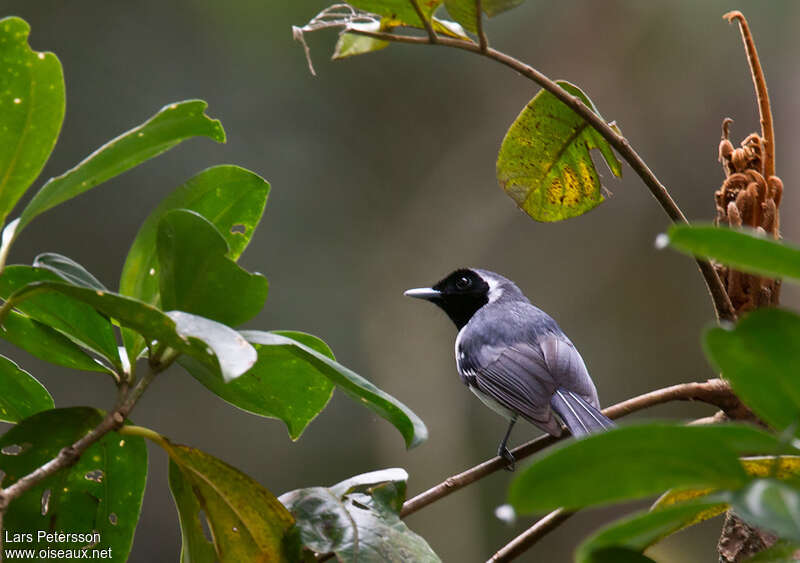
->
<box><xmin>400</xmin><ymin>378</ymin><xmax>739</xmax><ymax>517</ymax></box>
<box><xmin>724</xmin><ymin>11</ymin><xmax>775</xmax><ymax>178</ymax></box>
<box><xmin>475</xmin><ymin>0</ymin><xmax>488</xmax><ymax>52</ymax></box>
<box><xmin>342</xmin><ymin>27</ymin><xmax>736</xmax><ymax>322</ymax></box>
<box><xmin>489</xmin><ymin>508</ymin><xmax>573</xmax><ymax>562</ymax></box>
<box><xmin>409</xmin><ymin>0</ymin><xmax>437</xmax><ymax>43</ymax></box>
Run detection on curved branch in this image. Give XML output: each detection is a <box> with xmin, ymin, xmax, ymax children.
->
<box><xmin>400</xmin><ymin>378</ymin><xmax>740</xmax><ymax>518</ymax></box>
<box><xmin>489</xmin><ymin>508</ymin><xmax>573</xmax><ymax>562</ymax></box>
<box><xmin>343</xmin><ymin>27</ymin><xmax>736</xmax><ymax>322</ymax></box>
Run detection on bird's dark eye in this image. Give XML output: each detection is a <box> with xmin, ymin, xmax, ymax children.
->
<box><xmin>455</xmin><ymin>276</ymin><xmax>472</xmax><ymax>290</ymax></box>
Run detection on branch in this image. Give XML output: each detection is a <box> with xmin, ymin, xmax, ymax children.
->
<box><xmin>0</xmin><ymin>358</ymin><xmax>164</xmax><ymax>517</ymax></box>
<box><xmin>475</xmin><ymin>0</ymin><xmax>487</xmax><ymax>52</ymax></box>
<box><xmin>343</xmin><ymin>27</ymin><xmax>736</xmax><ymax>323</ymax></box>
<box><xmin>409</xmin><ymin>0</ymin><xmax>437</xmax><ymax>43</ymax></box>
<box><xmin>400</xmin><ymin>378</ymin><xmax>740</xmax><ymax>517</ymax></box>
<box><xmin>489</xmin><ymin>508</ymin><xmax>573</xmax><ymax>562</ymax></box>
<box><xmin>724</xmin><ymin>11</ymin><xmax>775</xmax><ymax>178</ymax></box>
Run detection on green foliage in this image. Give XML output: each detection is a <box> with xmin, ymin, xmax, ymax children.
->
<box><xmin>0</xmin><ymin>17</ymin><xmax>65</xmax><ymax>228</ymax></box>
<box><xmin>496</xmin><ymin>81</ymin><xmax>622</xmax><ymax>222</ymax></box>
<box><xmin>0</xmin><ymin>355</ymin><xmax>53</xmax><ymax>423</ymax></box>
<box><xmin>727</xmin><ymin>480</ymin><xmax>800</xmax><ymax>542</ymax></box>
<box><xmin>667</xmin><ymin>225</ymin><xmax>800</xmax><ymax>281</ymax></box>
<box><xmin>444</xmin><ymin>0</ymin><xmax>526</xmax><ymax>32</ymax></box>
<box><xmin>280</xmin><ymin>468</ymin><xmax>441</xmax><ymax>562</ymax></box>
<box><xmin>0</xmin><ymin>408</ymin><xmax>147</xmax><ymax>561</ymax></box>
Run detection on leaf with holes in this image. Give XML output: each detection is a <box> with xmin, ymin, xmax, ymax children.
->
<box><xmin>0</xmin><ymin>266</ymin><xmax>121</xmax><ymax>372</ymax></box>
<box><xmin>33</xmin><ymin>252</ymin><xmax>106</xmax><ymax>290</ymax></box>
<box><xmin>157</xmin><ymin>209</ymin><xmax>268</xmax><ymax>327</ymax></box>
<box><xmin>242</xmin><ymin>331</ymin><xmax>427</xmax><ymax>449</ymax></box>
<box><xmin>705</xmin><ymin>308</ymin><xmax>800</xmax><ymax>435</ymax></box>
<box><xmin>497</xmin><ymin>80</ymin><xmax>621</xmax><ymax>222</ymax></box>
<box><xmin>0</xmin><ymin>17</ymin><xmax>65</xmax><ymax>227</ymax></box>
<box><xmin>0</xmin><ymin>408</ymin><xmax>147</xmax><ymax>560</ymax></box>
<box><xmin>119</xmin><ymin>165</ymin><xmax>269</xmax><ymax>361</ymax></box>
<box><xmin>667</xmin><ymin>225</ymin><xmax>800</xmax><ymax>281</ymax></box>
<box><xmin>164</xmin><ymin>442</ymin><xmax>295</xmax><ymax>562</ymax></box>
<box><xmin>0</xmin><ymin>281</ymin><xmax>256</xmax><ymax>382</ymax></box>
<box><xmin>0</xmin><ymin>354</ymin><xmax>53</xmax><ymax>423</ymax></box>
<box><xmin>509</xmin><ymin>424</ymin><xmax>792</xmax><ymax>513</ymax></box>
<box><xmin>178</xmin><ymin>331</ymin><xmax>334</xmax><ymax>440</ymax></box>
<box><xmin>15</xmin><ymin>100</ymin><xmax>225</xmax><ymax>236</ymax></box>
<box><xmin>280</xmin><ymin>468</ymin><xmax>440</xmax><ymax>562</ymax></box>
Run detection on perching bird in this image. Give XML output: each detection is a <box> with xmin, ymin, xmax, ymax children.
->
<box><xmin>405</xmin><ymin>268</ymin><xmax>613</xmax><ymax>470</ymax></box>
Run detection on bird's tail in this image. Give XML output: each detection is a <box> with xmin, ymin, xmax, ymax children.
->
<box><xmin>550</xmin><ymin>389</ymin><xmax>615</xmax><ymax>437</ymax></box>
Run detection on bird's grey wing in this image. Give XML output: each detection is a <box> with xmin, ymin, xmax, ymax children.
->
<box><xmin>539</xmin><ymin>335</ymin><xmax>600</xmax><ymax>408</ymax></box>
<box><xmin>466</xmin><ymin>343</ymin><xmax>563</xmax><ymax>436</ymax></box>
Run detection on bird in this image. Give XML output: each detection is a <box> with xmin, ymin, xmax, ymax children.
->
<box><xmin>405</xmin><ymin>268</ymin><xmax>614</xmax><ymax>471</ymax></box>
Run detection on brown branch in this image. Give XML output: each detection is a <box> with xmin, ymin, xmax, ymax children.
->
<box><xmin>475</xmin><ymin>0</ymin><xmax>488</xmax><ymax>53</ymax></box>
<box><xmin>724</xmin><ymin>11</ymin><xmax>775</xmax><ymax>178</ymax></box>
<box><xmin>400</xmin><ymin>378</ymin><xmax>740</xmax><ymax>518</ymax></box>
<box><xmin>409</xmin><ymin>0</ymin><xmax>437</xmax><ymax>44</ymax></box>
<box><xmin>344</xmin><ymin>27</ymin><xmax>736</xmax><ymax>322</ymax></box>
<box><xmin>489</xmin><ymin>508</ymin><xmax>573</xmax><ymax>562</ymax></box>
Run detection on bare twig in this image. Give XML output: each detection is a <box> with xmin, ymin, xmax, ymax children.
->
<box><xmin>724</xmin><ymin>11</ymin><xmax>775</xmax><ymax>178</ymax></box>
<box><xmin>400</xmin><ymin>378</ymin><xmax>740</xmax><ymax>517</ymax></box>
<box><xmin>475</xmin><ymin>0</ymin><xmax>488</xmax><ymax>52</ymax></box>
<box><xmin>489</xmin><ymin>508</ymin><xmax>573</xmax><ymax>562</ymax></box>
<box><xmin>409</xmin><ymin>0</ymin><xmax>437</xmax><ymax>43</ymax></box>
<box><xmin>339</xmin><ymin>27</ymin><xmax>735</xmax><ymax>322</ymax></box>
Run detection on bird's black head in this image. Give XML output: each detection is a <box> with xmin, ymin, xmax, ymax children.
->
<box><xmin>404</xmin><ymin>268</ymin><xmax>499</xmax><ymax>329</ymax></box>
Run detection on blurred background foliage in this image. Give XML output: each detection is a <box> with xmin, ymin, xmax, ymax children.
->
<box><xmin>1</xmin><ymin>1</ymin><xmax>798</xmax><ymax>560</ymax></box>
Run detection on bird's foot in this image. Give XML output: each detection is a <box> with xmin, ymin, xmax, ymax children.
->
<box><xmin>499</xmin><ymin>447</ymin><xmax>515</xmax><ymax>472</ymax></box>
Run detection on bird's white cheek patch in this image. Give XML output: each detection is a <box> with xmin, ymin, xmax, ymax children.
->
<box><xmin>486</xmin><ymin>277</ymin><xmax>504</xmax><ymax>303</ymax></box>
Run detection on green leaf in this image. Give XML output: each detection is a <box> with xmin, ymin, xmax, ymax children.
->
<box><xmin>0</xmin><ymin>407</ymin><xmax>147</xmax><ymax>561</ymax></box>
<box><xmin>705</xmin><ymin>309</ymin><xmax>800</xmax><ymax>435</ymax></box>
<box><xmin>0</xmin><ymin>17</ymin><xmax>65</xmax><ymax>227</ymax></box>
<box><xmin>667</xmin><ymin>225</ymin><xmax>800</xmax><ymax>281</ymax></box>
<box><xmin>119</xmin><ymin>165</ymin><xmax>269</xmax><ymax>360</ymax></box>
<box><xmin>727</xmin><ymin>479</ymin><xmax>800</xmax><ymax>542</ymax></box>
<box><xmin>333</xmin><ymin>22</ymin><xmax>389</xmax><ymax>60</ymax></box>
<box><xmin>509</xmin><ymin>424</ymin><xmax>790</xmax><ymax>513</ymax></box>
<box><xmin>0</xmin><ymin>281</ymin><xmax>256</xmax><ymax>382</ymax></box>
<box><xmin>33</xmin><ymin>252</ymin><xmax>106</xmax><ymax>290</ymax></box>
<box><xmin>745</xmin><ymin>540</ymin><xmax>800</xmax><ymax>562</ymax></box>
<box><xmin>496</xmin><ymin>80</ymin><xmax>621</xmax><ymax>222</ymax></box>
<box><xmin>0</xmin><ymin>308</ymin><xmax>109</xmax><ymax>373</ymax></box>
<box><xmin>178</xmin><ymin>331</ymin><xmax>334</xmax><ymax>440</ymax></box>
<box><xmin>576</xmin><ymin>501</ymin><xmax>726</xmax><ymax>563</ymax></box>
<box><xmin>157</xmin><ymin>209</ymin><xmax>268</xmax><ymax>327</ymax></box>
<box><xmin>444</xmin><ymin>0</ymin><xmax>526</xmax><ymax>33</ymax></box>
<box><xmin>16</xmin><ymin>100</ymin><xmax>225</xmax><ymax>234</ymax></box>
<box><xmin>583</xmin><ymin>548</ymin><xmax>656</xmax><ymax>563</ymax></box>
<box><xmin>242</xmin><ymin>330</ymin><xmax>428</xmax><ymax>449</ymax></box>
<box><xmin>347</xmin><ymin>1</ymin><xmax>442</xmax><ymax>27</ymax></box>
<box><xmin>280</xmin><ymin>468</ymin><xmax>440</xmax><ymax>562</ymax></box>
<box><xmin>0</xmin><ymin>354</ymin><xmax>53</xmax><ymax>422</ymax></box>
<box><xmin>0</xmin><ymin>265</ymin><xmax>121</xmax><ymax>372</ymax></box>
<box><xmin>163</xmin><ymin>441</ymin><xmax>295</xmax><ymax>562</ymax></box>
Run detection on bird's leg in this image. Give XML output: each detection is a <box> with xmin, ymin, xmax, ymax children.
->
<box><xmin>497</xmin><ymin>417</ymin><xmax>517</xmax><ymax>471</ymax></box>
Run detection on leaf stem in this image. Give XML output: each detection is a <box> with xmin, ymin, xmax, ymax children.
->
<box><xmin>343</xmin><ymin>27</ymin><xmax>736</xmax><ymax>322</ymax></box>
<box><xmin>475</xmin><ymin>0</ymin><xmax>487</xmax><ymax>52</ymax></box>
<box><xmin>409</xmin><ymin>0</ymin><xmax>437</xmax><ymax>43</ymax></box>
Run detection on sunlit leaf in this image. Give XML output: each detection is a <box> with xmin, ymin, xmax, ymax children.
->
<box><xmin>0</xmin><ymin>17</ymin><xmax>65</xmax><ymax>227</ymax></box>
<box><xmin>0</xmin><ymin>354</ymin><xmax>53</xmax><ymax>423</ymax></box>
<box><xmin>178</xmin><ymin>331</ymin><xmax>334</xmax><ymax>440</ymax></box>
<box><xmin>347</xmin><ymin>1</ymin><xmax>442</xmax><ymax>27</ymax></box>
<box><xmin>242</xmin><ymin>330</ymin><xmax>428</xmax><ymax>449</ymax></box>
<box><xmin>444</xmin><ymin>0</ymin><xmax>526</xmax><ymax>33</ymax></box>
<box><xmin>157</xmin><ymin>209</ymin><xmax>268</xmax><ymax>327</ymax></box>
<box><xmin>334</xmin><ymin>22</ymin><xmax>389</xmax><ymax>60</ymax></box>
<box><xmin>705</xmin><ymin>308</ymin><xmax>800</xmax><ymax>434</ymax></box>
<box><xmin>667</xmin><ymin>225</ymin><xmax>800</xmax><ymax>281</ymax></box>
<box><xmin>497</xmin><ymin>80</ymin><xmax>621</xmax><ymax>222</ymax></box>
<box><xmin>0</xmin><ymin>408</ymin><xmax>147</xmax><ymax>561</ymax></box>
<box><xmin>509</xmin><ymin>424</ymin><xmax>791</xmax><ymax>513</ymax></box>
<box><xmin>163</xmin><ymin>441</ymin><xmax>295</xmax><ymax>562</ymax></box>
<box><xmin>16</xmin><ymin>100</ymin><xmax>225</xmax><ymax>234</ymax></box>
<box><xmin>280</xmin><ymin>468</ymin><xmax>440</xmax><ymax>562</ymax></box>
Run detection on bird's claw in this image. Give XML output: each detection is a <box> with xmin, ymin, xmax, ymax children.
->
<box><xmin>499</xmin><ymin>447</ymin><xmax>516</xmax><ymax>472</ymax></box>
